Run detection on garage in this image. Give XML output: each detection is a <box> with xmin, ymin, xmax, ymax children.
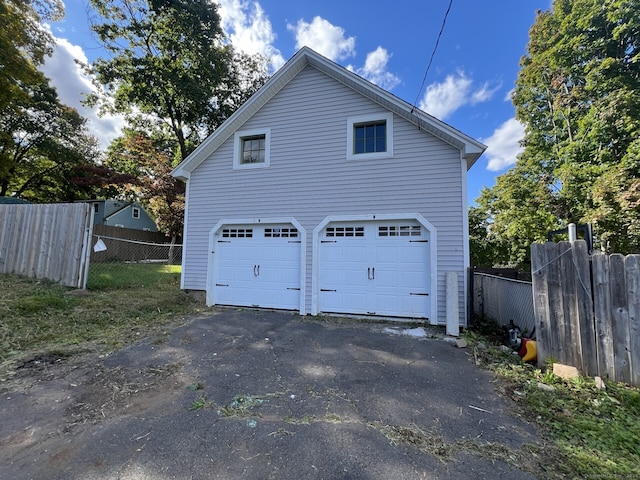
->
<box><xmin>317</xmin><ymin>219</ymin><xmax>431</xmax><ymax>319</ymax></box>
<box><xmin>211</xmin><ymin>223</ymin><xmax>302</xmax><ymax>310</ymax></box>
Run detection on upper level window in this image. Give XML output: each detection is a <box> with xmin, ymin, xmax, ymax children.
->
<box><xmin>354</xmin><ymin>121</ymin><xmax>386</xmax><ymax>154</ymax></box>
<box><xmin>347</xmin><ymin>113</ymin><xmax>393</xmax><ymax>160</ymax></box>
<box><xmin>242</xmin><ymin>135</ymin><xmax>265</xmax><ymax>164</ymax></box>
<box><xmin>132</xmin><ymin>207</ymin><xmax>140</xmax><ymax>219</ymax></box>
<box><xmin>233</xmin><ymin>128</ymin><xmax>271</xmax><ymax>169</ymax></box>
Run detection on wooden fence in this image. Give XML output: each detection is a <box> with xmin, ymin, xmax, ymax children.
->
<box><xmin>0</xmin><ymin>203</ymin><xmax>93</xmax><ymax>288</ymax></box>
<box><xmin>531</xmin><ymin>240</ymin><xmax>640</xmax><ymax>386</ymax></box>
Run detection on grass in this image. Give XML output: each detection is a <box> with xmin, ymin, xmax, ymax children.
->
<box><xmin>0</xmin><ymin>265</ymin><xmax>207</xmax><ymax>380</ymax></box>
<box><xmin>464</xmin><ymin>318</ymin><xmax>640</xmax><ymax>479</ymax></box>
<box><xmin>87</xmin><ymin>262</ymin><xmax>182</xmax><ymax>289</ymax></box>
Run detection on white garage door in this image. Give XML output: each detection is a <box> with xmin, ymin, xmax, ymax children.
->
<box><xmin>213</xmin><ymin>224</ymin><xmax>301</xmax><ymax>310</ymax></box>
<box><xmin>318</xmin><ymin>220</ymin><xmax>430</xmax><ymax>318</ymax></box>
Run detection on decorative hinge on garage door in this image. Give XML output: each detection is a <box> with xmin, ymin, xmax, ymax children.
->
<box><xmin>216</xmin><ymin>283</ymin><xmax>229</xmax><ymax>287</ymax></box>
<box><xmin>287</xmin><ymin>287</ymin><xmax>301</xmax><ymax>291</ymax></box>
<box><xmin>409</xmin><ymin>292</ymin><xmax>429</xmax><ymax>296</ymax></box>
<box><xmin>217</xmin><ymin>240</ymin><xmax>231</xmax><ymax>243</ymax></box>
<box><xmin>288</xmin><ymin>240</ymin><xmax>302</xmax><ymax>243</ymax></box>
<box><xmin>409</xmin><ymin>240</ymin><xmax>429</xmax><ymax>243</ymax></box>
<box><xmin>321</xmin><ymin>240</ymin><xmax>337</xmax><ymax>243</ymax></box>
<box><xmin>320</xmin><ymin>289</ymin><xmax>337</xmax><ymax>292</ymax></box>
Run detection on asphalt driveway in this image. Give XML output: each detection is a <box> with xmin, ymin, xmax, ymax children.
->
<box><xmin>1</xmin><ymin>309</ymin><xmax>540</xmax><ymax>479</ymax></box>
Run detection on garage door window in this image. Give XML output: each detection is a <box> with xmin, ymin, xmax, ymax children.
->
<box><xmin>325</xmin><ymin>226</ymin><xmax>364</xmax><ymax>237</ymax></box>
<box><xmin>222</xmin><ymin>228</ymin><xmax>253</xmax><ymax>238</ymax></box>
<box><xmin>265</xmin><ymin>227</ymin><xmax>298</xmax><ymax>238</ymax></box>
<box><xmin>378</xmin><ymin>225</ymin><xmax>422</xmax><ymax>237</ymax></box>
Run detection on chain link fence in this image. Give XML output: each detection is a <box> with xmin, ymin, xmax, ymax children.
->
<box><xmin>88</xmin><ymin>235</ymin><xmax>183</xmax><ymax>289</ymax></box>
<box><xmin>472</xmin><ymin>273</ymin><xmax>536</xmax><ymax>335</ymax></box>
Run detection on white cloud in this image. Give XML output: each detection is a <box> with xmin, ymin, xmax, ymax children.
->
<box><xmin>483</xmin><ymin>118</ymin><xmax>525</xmax><ymax>171</ymax></box>
<box><xmin>217</xmin><ymin>0</ymin><xmax>285</xmax><ymax>70</ymax></box>
<box><xmin>353</xmin><ymin>46</ymin><xmax>400</xmax><ymax>91</ymax></box>
<box><xmin>418</xmin><ymin>71</ymin><xmax>499</xmax><ymax>120</ymax></box>
<box><xmin>288</xmin><ymin>16</ymin><xmax>355</xmax><ymax>61</ymax></box>
<box><xmin>40</xmin><ymin>37</ymin><xmax>125</xmax><ymax>151</ymax></box>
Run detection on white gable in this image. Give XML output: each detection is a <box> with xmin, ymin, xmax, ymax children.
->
<box><xmin>172</xmin><ymin>47</ymin><xmax>485</xmax><ymax>181</ymax></box>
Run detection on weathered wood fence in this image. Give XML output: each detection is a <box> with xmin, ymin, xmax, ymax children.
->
<box><xmin>531</xmin><ymin>240</ymin><xmax>640</xmax><ymax>386</ymax></box>
<box><xmin>0</xmin><ymin>203</ymin><xmax>93</xmax><ymax>288</ymax></box>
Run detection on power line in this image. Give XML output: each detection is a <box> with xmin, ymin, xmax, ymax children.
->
<box><xmin>411</xmin><ymin>0</ymin><xmax>454</xmax><ymax>114</ymax></box>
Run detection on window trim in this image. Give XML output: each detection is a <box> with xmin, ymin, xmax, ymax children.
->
<box><xmin>233</xmin><ymin>128</ymin><xmax>271</xmax><ymax>170</ymax></box>
<box><xmin>346</xmin><ymin>113</ymin><xmax>393</xmax><ymax>160</ymax></box>
<box><xmin>132</xmin><ymin>207</ymin><xmax>140</xmax><ymax>219</ymax></box>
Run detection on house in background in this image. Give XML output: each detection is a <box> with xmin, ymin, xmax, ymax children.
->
<box><xmin>76</xmin><ymin>199</ymin><xmax>158</xmax><ymax>232</ymax></box>
<box><xmin>171</xmin><ymin>47</ymin><xmax>486</xmax><ymax>326</ymax></box>
<box><xmin>0</xmin><ymin>197</ymin><xmax>31</xmax><ymax>204</ymax></box>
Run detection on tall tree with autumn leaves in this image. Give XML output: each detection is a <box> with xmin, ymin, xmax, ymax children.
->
<box><xmin>471</xmin><ymin>0</ymin><xmax>640</xmax><ymax>268</ymax></box>
<box><xmin>84</xmin><ymin>0</ymin><xmax>268</xmax><ymax>237</ymax></box>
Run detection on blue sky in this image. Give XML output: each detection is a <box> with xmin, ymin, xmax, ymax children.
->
<box><xmin>44</xmin><ymin>0</ymin><xmax>552</xmax><ymax>204</ymax></box>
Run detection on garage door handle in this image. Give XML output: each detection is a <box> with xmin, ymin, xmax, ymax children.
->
<box><xmin>367</xmin><ymin>267</ymin><xmax>371</xmax><ymax>279</ymax></box>
<box><xmin>253</xmin><ymin>265</ymin><xmax>259</xmax><ymax>276</ymax></box>
<box><xmin>257</xmin><ymin>265</ymin><xmax>260</xmax><ymax>276</ymax></box>
<box><xmin>367</xmin><ymin>267</ymin><xmax>375</xmax><ymax>280</ymax></box>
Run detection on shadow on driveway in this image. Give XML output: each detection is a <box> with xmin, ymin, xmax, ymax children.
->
<box><xmin>1</xmin><ymin>309</ymin><xmax>540</xmax><ymax>479</ymax></box>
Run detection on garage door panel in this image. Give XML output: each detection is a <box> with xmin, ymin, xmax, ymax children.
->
<box><xmin>374</xmin><ymin>245</ymin><xmax>398</xmax><ymax>262</ymax></box>
<box><xmin>346</xmin><ymin>269</ymin><xmax>367</xmax><ymax>287</ymax></box>
<box><xmin>278</xmin><ymin>266</ymin><xmax>300</xmax><ymax>284</ymax></box>
<box><xmin>402</xmin><ymin>270</ymin><xmax>428</xmax><ymax>289</ymax></box>
<box><xmin>346</xmin><ymin>245</ymin><xmax>367</xmax><ymax>261</ymax></box>
<box><xmin>345</xmin><ymin>293</ymin><xmax>368</xmax><ymax>312</ymax></box>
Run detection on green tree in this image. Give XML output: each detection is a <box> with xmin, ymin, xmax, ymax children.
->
<box><xmin>85</xmin><ymin>0</ymin><xmax>268</xmax><ymax>161</ymax></box>
<box><xmin>0</xmin><ymin>0</ymin><xmax>63</xmax><ymax>111</ymax></box>
<box><xmin>471</xmin><ymin>0</ymin><xmax>640</xmax><ymax>266</ymax></box>
<box><xmin>0</xmin><ymin>79</ymin><xmax>102</xmax><ymax>202</ymax></box>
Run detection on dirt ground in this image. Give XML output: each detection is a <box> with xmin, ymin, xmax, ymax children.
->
<box><xmin>0</xmin><ymin>309</ymin><xmax>542</xmax><ymax>479</ymax></box>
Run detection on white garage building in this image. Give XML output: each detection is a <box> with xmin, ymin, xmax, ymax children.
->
<box><xmin>171</xmin><ymin>47</ymin><xmax>485</xmax><ymax>326</ymax></box>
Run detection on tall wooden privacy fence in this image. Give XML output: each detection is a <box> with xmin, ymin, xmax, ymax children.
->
<box><xmin>0</xmin><ymin>203</ymin><xmax>93</xmax><ymax>288</ymax></box>
<box><xmin>531</xmin><ymin>240</ymin><xmax>640</xmax><ymax>386</ymax></box>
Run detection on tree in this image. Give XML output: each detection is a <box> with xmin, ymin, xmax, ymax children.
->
<box><xmin>0</xmin><ymin>77</ymin><xmax>102</xmax><ymax>202</ymax></box>
<box><xmin>471</xmin><ymin>0</ymin><xmax>640</xmax><ymax>267</ymax></box>
<box><xmin>0</xmin><ymin>0</ymin><xmax>63</xmax><ymax>111</ymax></box>
<box><xmin>85</xmin><ymin>0</ymin><xmax>268</xmax><ymax>161</ymax></box>
<box><xmin>0</xmin><ymin>0</ymin><xmax>104</xmax><ymax>202</ymax></box>
<box><xmin>103</xmin><ymin>129</ymin><xmax>184</xmax><ymax>241</ymax></box>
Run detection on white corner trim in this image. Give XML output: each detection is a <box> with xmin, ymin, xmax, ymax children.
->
<box><xmin>206</xmin><ymin>217</ymin><xmax>307</xmax><ymax>315</ymax></box>
<box><xmin>346</xmin><ymin>112</ymin><xmax>394</xmax><ymax>161</ymax></box>
<box><xmin>233</xmin><ymin>128</ymin><xmax>271</xmax><ymax>170</ymax></box>
<box><xmin>179</xmin><ymin>180</ymin><xmax>191</xmax><ymax>290</ymax></box>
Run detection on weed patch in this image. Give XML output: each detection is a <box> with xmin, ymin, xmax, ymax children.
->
<box><xmin>0</xmin><ymin>271</ymin><xmax>207</xmax><ymax>381</ymax></box>
<box><xmin>217</xmin><ymin>395</ymin><xmax>265</xmax><ymax>417</ymax></box>
<box><xmin>466</xmin><ymin>318</ymin><xmax>640</xmax><ymax>479</ymax></box>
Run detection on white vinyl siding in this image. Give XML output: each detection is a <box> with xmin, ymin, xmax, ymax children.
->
<box><xmin>181</xmin><ymin>65</ymin><xmax>466</xmax><ymax>324</ymax></box>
